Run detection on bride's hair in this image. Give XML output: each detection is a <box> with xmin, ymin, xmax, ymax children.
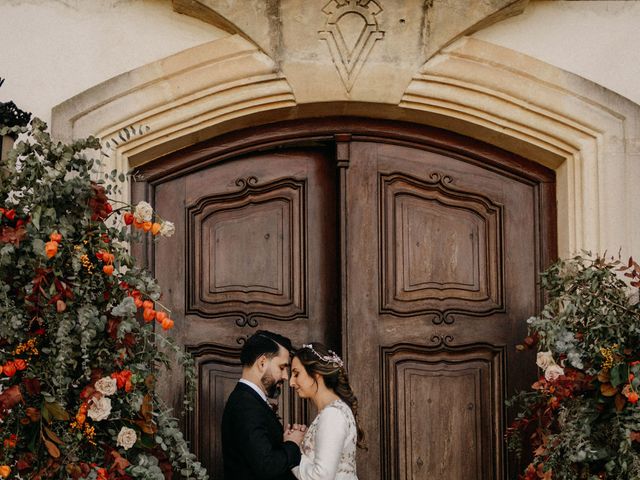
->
<box><xmin>294</xmin><ymin>343</ymin><xmax>366</xmax><ymax>449</ymax></box>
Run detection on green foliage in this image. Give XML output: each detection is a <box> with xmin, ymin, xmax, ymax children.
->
<box><xmin>508</xmin><ymin>254</ymin><xmax>640</xmax><ymax>480</ymax></box>
<box><xmin>0</xmin><ymin>118</ymin><xmax>207</xmax><ymax>479</ymax></box>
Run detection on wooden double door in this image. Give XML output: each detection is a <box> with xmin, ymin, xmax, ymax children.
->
<box><xmin>136</xmin><ymin>120</ymin><xmax>555</xmax><ymax>480</ymax></box>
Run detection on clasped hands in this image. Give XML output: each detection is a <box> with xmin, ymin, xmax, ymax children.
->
<box><xmin>283</xmin><ymin>423</ymin><xmax>307</xmax><ymax>446</ymax></box>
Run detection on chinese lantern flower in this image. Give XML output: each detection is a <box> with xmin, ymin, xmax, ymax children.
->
<box><xmin>629</xmin><ymin>392</ymin><xmax>639</xmax><ymax>404</ymax></box>
<box><xmin>49</xmin><ymin>231</ymin><xmax>62</xmax><ymax>242</ymax></box>
<box><xmin>161</xmin><ymin>317</ymin><xmax>174</xmax><ymax>331</ymax></box>
<box><xmin>103</xmin><ymin>264</ymin><xmax>114</xmax><ymax>276</ymax></box>
<box><xmin>143</xmin><ymin>308</ymin><xmax>156</xmax><ymax>323</ymax></box>
<box><xmin>0</xmin><ymin>465</ymin><xmax>11</xmax><ymax>478</ymax></box>
<box><xmin>14</xmin><ymin>359</ymin><xmax>27</xmax><ymax>371</ymax></box>
<box><xmin>151</xmin><ymin>222</ymin><xmax>162</xmax><ymax>235</ymax></box>
<box><xmin>45</xmin><ymin>240</ymin><xmax>58</xmax><ymax>258</ymax></box>
<box><xmin>142</xmin><ymin>221</ymin><xmax>152</xmax><ymax>232</ymax></box>
<box><xmin>123</xmin><ymin>212</ymin><xmax>134</xmax><ymax>225</ymax></box>
<box><xmin>3</xmin><ymin>361</ymin><xmax>17</xmax><ymax>377</ymax></box>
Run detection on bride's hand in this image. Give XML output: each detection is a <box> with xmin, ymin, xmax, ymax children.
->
<box><xmin>284</xmin><ymin>427</ymin><xmax>305</xmax><ymax>446</ymax></box>
<box><xmin>291</xmin><ymin>423</ymin><xmax>307</xmax><ymax>433</ymax></box>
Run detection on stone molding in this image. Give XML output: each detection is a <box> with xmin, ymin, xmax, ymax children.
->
<box><xmin>52</xmin><ymin>34</ymin><xmax>296</xmax><ymax>170</ymax></box>
<box><xmin>51</xmin><ymin>34</ymin><xmax>640</xmax><ymax>258</ymax></box>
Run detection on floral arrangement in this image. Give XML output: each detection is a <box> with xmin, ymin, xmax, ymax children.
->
<box><xmin>507</xmin><ymin>254</ymin><xmax>640</xmax><ymax>479</ymax></box>
<box><xmin>0</xmin><ymin>117</ymin><xmax>207</xmax><ymax>479</ymax></box>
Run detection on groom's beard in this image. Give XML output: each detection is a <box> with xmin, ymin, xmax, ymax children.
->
<box><xmin>261</xmin><ymin>372</ymin><xmax>283</xmax><ymax>399</ymax></box>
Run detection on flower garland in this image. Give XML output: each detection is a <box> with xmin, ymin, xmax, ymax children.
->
<box><xmin>507</xmin><ymin>254</ymin><xmax>640</xmax><ymax>479</ymax></box>
<box><xmin>0</xmin><ymin>118</ymin><xmax>207</xmax><ymax>479</ymax></box>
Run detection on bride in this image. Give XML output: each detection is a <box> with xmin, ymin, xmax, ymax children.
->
<box><xmin>286</xmin><ymin>343</ymin><xmax>365</xmax><ymax>480</ymax></box>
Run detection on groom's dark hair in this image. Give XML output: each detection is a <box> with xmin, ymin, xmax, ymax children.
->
<box><xmin>240</xmin><ymin>330</ymin><xmax>293</xmax><ymax>367</ymax></box>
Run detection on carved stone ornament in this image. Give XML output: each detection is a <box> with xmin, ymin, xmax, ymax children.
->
<box><xmin>319</xmin><ymin>0</ymin><xmax>385</xmax><ymax>92</ymax></box>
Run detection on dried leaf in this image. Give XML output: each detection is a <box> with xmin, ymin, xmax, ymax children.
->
<box><xmin>615</xmin><ymin>394</ymin><xmax>627</xmax><ymax>412</ymax></box>
<box><xmin>44</xmin><ymin>426</ymin><xmax>64</xmax><ymax>445</ymax></box>
<box><xmin>43</xmin><ymin>436</ymin><xmax>60</xmax><ymax>458</ymax></box>
<box><xmin>44</xmin><ymin>401</ymin><xmax>70</xmax><ymax>421</ymax></box>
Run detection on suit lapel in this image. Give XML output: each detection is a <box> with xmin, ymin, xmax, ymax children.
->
<box><xmin>236</xmin><ymin>382</ymin><xmax>281</xmax><ymax>423</ymax></box>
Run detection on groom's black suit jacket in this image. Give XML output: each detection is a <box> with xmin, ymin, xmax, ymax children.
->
<box><xmin>221</xmin><ymin>382</ymin><xmax>300</xmax><ymax>480</ymax></box>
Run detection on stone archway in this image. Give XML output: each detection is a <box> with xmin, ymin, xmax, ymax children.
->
<box><xmin>51</xmin><ymin>33</ymin><xmax>640</xmax><ymax>258</ymax></box>
<box><xmin>49</xmin><ymin>17</ymin><xmax>640</xmax><ymax>479</ymax></box>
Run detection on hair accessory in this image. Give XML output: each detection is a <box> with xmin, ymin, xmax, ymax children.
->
<box><xmin>302</xmin><ymin>344</ymin><xmax>344</xmax><ymax>368</ymax></box>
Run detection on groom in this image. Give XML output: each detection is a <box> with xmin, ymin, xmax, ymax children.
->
<box><xmin>222</xmin><ymin>330</ymin><xmax>304</xmax><ymax>479</ymax></box>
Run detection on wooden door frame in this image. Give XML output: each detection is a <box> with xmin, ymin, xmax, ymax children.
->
<box><xmin>131</xmin><ymin>116</ymin><xmax>557</xmax><ymax>476</ymax></box>
<box><xmin>134</xmin><ymin>115</ymin><xmax>557</xmax><ymax>310</ymax></box>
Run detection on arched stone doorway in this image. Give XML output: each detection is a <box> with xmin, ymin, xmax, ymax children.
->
<box><xmin>131</xmin><ymin>118</ymin><xmax>556</xmax><ymax>479</ymax></box>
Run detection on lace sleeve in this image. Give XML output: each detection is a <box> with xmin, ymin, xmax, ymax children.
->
<box><xmin>295</xmin><ymin>406</ymin><xmax>348</xmax><ymax>480</ymax></box>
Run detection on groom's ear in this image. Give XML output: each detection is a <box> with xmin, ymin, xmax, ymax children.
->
<box><xmin>256</xmin><ymin>354</ymin><xmax>268</xmax><ymax>372</ymax></box>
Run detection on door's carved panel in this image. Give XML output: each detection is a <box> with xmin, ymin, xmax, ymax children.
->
<box><xmin>380</xmin><ymin>172</ymin><xmax>504</xmax><ymax>323</ymax></box>
<box><xmin>186</xmin><ymin>177</ymin><xmax>307</xmax><ymax>325</ymax></box>
<box><xmin>185</xmin><ymin>344</ymin><xmax>242</xmax><ymax>480</ymax></box>
<box><xmin>380</xmin><ymin>343</ymin><xmax>505</xmax><ymax>480</ymax></box>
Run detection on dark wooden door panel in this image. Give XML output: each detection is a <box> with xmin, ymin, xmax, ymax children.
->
<box><xmin>150</xmin><ymin>149</ymin><xmax>338</xmax><ymax>479</ymax></box>
<box><xmin>346</xmin><ymin>141</ymin><xmax>542</xmax><ymax>480</ymax></box>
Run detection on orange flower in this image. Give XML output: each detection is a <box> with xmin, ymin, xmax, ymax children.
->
<box><xmin>45</xmin><ymin>240</ymin><xmax>59</xmax><ymax>258</ymax></box>
<box><xmin>161</xmin><ymin>318</ymin><xmax>175</xmax><ymax>331</ymax></box>
<box><xmin>155</xmin><ymin>311</ymin><xmax>167</xmax><ymax>323</ymax></box>
<box><xmin>142</xmin><ymin>308</ymin><xmax>156</xmax><ymax>323</ymax></box>
<box><xmin>123</xmin><ymin>212</ymin><xmax>134</xmax><ymax>225</ymax></box>
<box><xmin>0</xmin><ymin>465</ymin><xmax>11</xmax><ymax>478</ymax></box>
<box><xmin>14</xmin><ymin>359</ymin><xmax>27</xmax><ymax>371</ymax></box>
<box><xmin>133</xmin><ymin>297</ymin><xmax>143</xmax><ymax>308</ymax></box>
<box><xmin>49</xmin><ymin>232</ymin><xmax>62</xmax><ymax>242</ymax></box>
<box><xmin>103</xmin><ymin>265</ymin><xmax>114</xmax><ymax>276</ymax></box>
<box><xmin>142</xmin><ymin>222</ymin><xmax>153</xmax><ymax>232</ymax></box>
<box><xmin>96</xmin><ymin>467</ymin><xmax>108</xmax><ymax>480</ymax></box>
<box><xmin>111</xmin><ymin>370</ymin><xmax>133</xmax><ymax>390</ymax></box>
<box><xmin>132</xmin><ymin>219</ymin><xmax>144</xmax><ymax>229</ymax></box>
<box><xmin>76</xmin><ymin>402</ymin><xmax>88</xmax><ymax>425</ymax></box>
<box><xmin>142</xmin><ymin>300</ymin><xmax>154</xmax><ymax>310</ymax></box>
<box><xmin>151</xmin><ymin>222</ymin><xmax>162</xmax><ymax>235</ymax></box>
<box><xmin>3</xmin><ymin>434</ymin><xmax>17</xmax><ymax>449</ymax></box>
<box><xmin>3</xmin><ymin>361</ymin><xmax>17</xmax><ymax>377</ymax></box>
<box><xmin>629</xmin><ymin>392</ymin><xmax>639</xmax><ymax>404</ymax></box>
<box><xmin>101</xmin><ymin>252</ymin><xmax>115</xmax><ymax>264</ymax></box>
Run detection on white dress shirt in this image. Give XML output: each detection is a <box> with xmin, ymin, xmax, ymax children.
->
<box><xmin>239</xmin><ymin>378</ymin><xmax>268</xmax><ymax>404</ymax></box>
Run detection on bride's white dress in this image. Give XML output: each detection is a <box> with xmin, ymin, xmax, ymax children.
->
<box><xmin>292</xmin><ymin>399</ymin><xmax>358</xmax><ymax>480</ymax></box>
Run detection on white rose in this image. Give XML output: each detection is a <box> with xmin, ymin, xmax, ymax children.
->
<box><xmin>95</xmin><ymin>377</ymin><xmax>117</xmax><ymax>396</ymax></box>
<box><xmin>87</xmin><ymin>396</ymin><xmax>112</xmax><ymax>421</ymax></box>
<box><xmin>159</xmin><ymin>221</ymin><xmax>175</xmax><ymax>238</ymax></box>
<box><xmin>536</xmin><ymin>351</ymin><xmax>556</xmax><ymax>370</ymax></box>
<box><xmin>544</xmin><ymin>364</ymin><xmax>565</xmax><ymax>381</ymax></box>
<box><xmin>116</xmin><ymin>426</ymin><xmax>137</xmax><ymax>450</ymax></box>
<box><xmin>134</xmin><ymin>201</ymin><xmax>153</xmax><ymax>222</ymax></box>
